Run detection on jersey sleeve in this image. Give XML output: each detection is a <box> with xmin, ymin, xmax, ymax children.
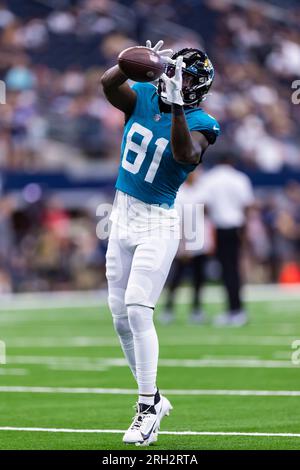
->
<box><xmin>187</xmin><ymin>110</ymin><xmax>221</xmax><ymax>145</ymax></box>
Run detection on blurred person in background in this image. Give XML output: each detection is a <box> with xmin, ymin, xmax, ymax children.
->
<box><xmin>201</xmin><ymin>152</ymin><xmax>254</xmax><ymax>326</ymax></box>
<box><xmin>160</xmin><ymin>170</ymin><xmax>215</xmax><ymax>325</ymax></box>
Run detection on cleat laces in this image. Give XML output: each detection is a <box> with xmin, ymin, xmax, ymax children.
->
<box><xmin>130</xmin><ymin>403</ymin><xmax>153</xmax><ymax>431</ymax></box>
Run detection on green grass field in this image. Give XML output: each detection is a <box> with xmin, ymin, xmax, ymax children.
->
<box><xmin>0</xmin><ymin>289</ymin><xmax>300</xmax><ymax>450</ymax></box>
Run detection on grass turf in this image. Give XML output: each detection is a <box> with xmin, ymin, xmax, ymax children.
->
<box><xmin>0</xmin><ymin>296</ymin><xmax>300</xmax><ymax>450</ymax></box>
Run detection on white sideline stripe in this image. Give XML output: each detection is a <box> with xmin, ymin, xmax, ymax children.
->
<box><xmin>0</xmin><ymin>427</ymin><xmax>299</xmax><ymax>438</ymax></box>
<box><xmin>6</xmin><ymin>356</ymin><xmax>297</xmax><ymax>368</ymax></box>
<box><xmin>0</xmin><ymin>386</ymin><xmax>300</xmax><ymax>397</ymax></box>
<box><xmin>0</xmin><ymin>284</ymin><xmax>300</xmax><ymax>310</ymax></box>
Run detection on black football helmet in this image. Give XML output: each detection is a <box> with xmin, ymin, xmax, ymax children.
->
<box><xmin>158</xmin><ymin>48</ymin><xmax>215</xmax><ymax>107</ymax></box>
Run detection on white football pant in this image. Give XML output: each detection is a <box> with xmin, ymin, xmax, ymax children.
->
<box><xmin>106</xmin><ymin>190</ymin><xmax>179</xmax><ymax>402</ymax></box>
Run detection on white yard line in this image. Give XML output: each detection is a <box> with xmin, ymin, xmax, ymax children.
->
<box><xmin>0</xmin><ymin>386</ymin><xmax>300</xmax><ymax>397</ymax></box>
<box><xmin>6</xmin><ymin>355</ymin><xmax>297</xmax><ymax>368</ymax></box>
<box><xmin>0</xmin><ymin>285</ymin><xmax>300</xmax><ymax>311</ymax></box>
<box><xmin>0</xmin><ymin>426</ymin><xmax>299</xmax><ymax>438</ymax></box>
<box><xmin>4</xmin><ymin>335</ymin><xmax>299</xmax><ymax>347</ymax></box>
<box><xmin>0</xmin><ymin>369</ymin><xmax>28</xmax><ymax>376</ymax></box>
<box><xmin>48</xmin><ymin>364</ymin><xmax>108</xmax><ymax>372</ymax></box>
<box><xmin>159</xmin><ymin>358</ymin><xmax>295</xmax><ymax>368</ymax></box>
<box><xmin>6</xmin><ymin>338</ymin><xmax>119</xmax><ymax>347</ymax></box>
<box><xmin>48</xmin><ymin>356</ymin><xmax>263</xmax><ymax>372</ymax></box>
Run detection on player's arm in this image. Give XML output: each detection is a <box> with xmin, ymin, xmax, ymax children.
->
<box><xmin>100</xmin><ymin>40</ymin><xmax>173</xmax><ymax>117</ymax></box>
<box><xmin>161</xmin><ymin>56</ymin><xmax>209</xmax><ymax>165</ymax></box>
<box><xmin>171</xmin><ymin>105</ymin><xmax>209</xmax><ymax>164</ymax></box>
<box><xmin>100</xmin><ymin>65</ymin><xmax>137</xmax><ymax>116</ymax></box>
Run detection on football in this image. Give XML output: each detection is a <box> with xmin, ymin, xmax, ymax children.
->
<box><xmin>118</xmin><ymin>46</ymin><xmax>165</xmax><ymax>82</ymax></box>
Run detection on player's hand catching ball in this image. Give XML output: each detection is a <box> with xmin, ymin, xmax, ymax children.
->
<box><xmin>161</xmin><ymin>56</ymin><xmax>185</xmax><ymax>106</ymax></box>
<box><xmin>145</xmin><ymin>40</ymin><xmax>174</xmax><ymax>65</ymax></box>
<box><xmin>118</xmin><ymin>39</ymin><xmax>173</xmax><ymax>83</ymax></box>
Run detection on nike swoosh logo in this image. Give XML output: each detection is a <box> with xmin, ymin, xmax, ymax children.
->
<box><xmin>213</xmin><ymin>125</ymin><xmax>219</xmax><ymax>131</ymax></box>
<box><xmin>141</xmin><ymin>419</ymin><xmax>158</xmax><ymax>441</ymax></box>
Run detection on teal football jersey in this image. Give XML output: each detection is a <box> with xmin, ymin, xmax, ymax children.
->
<box><xmin>115</xmin><ymin>83</ymin><xmax>220</xmax><ymax>206</ymax></box>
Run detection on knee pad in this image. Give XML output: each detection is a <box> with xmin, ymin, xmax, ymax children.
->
<box><xmin>108</xmin><ymin>289</ymin><xmax>131</xmax><ymax>337</ymax></box>
<box><xmin>125</xmin><ymin>274</ymin><xmax>154</xmax><ymax>308</ymax></box>
<box><xmin>108</xmin><ymin>291</ymin><xmax>125</xmax><ymax>318</ymax></box>
<box><xmin>128</xmin><ymin>305</ymin><xmax>154</xmax><ymax>335</ymax></box>
<box><xmin>113</xmin><ymin>314</ymin><xmax>131</xmax><ymax>337</ymax></box>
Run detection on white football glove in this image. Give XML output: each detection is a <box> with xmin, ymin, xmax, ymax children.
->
<box><xmin>160</xmin><ymin>56</ymin><xmax>184</xmax><ymax>106</ymax></box>
<box><xmin>145</xmin><ymin>39</ymin><xmax>174</xmax><ymax>65</ymax></box>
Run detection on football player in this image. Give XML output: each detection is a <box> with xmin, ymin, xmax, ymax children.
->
<box><xmin>101</xmin><ymin>40</ymin><xmax>220</xmax><ymax>446</ymax></box>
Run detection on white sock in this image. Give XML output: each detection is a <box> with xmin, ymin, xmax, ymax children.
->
<box><xmin>138</xmin><ymin>389</ymin><xmax>158</xmax><ymax>407</ymax></box>
<box><xmin>114</xmin><ymin>316</ymin><xmax>136</xmax><ymax>380</ymax></box>
<box><xmin>128</xmin><ymin>305</ymin><xmax>158</xmax><ymax>406</ymax></box>
<box><xmin>112</xmin><ymin>314</ymin><xmax>137</xmax><ymax>380</ymax></box>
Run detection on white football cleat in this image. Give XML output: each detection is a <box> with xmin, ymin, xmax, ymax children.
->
<box><xmin>154</xmin><ymin>394</ymin><xmax>173</xmax><ymax>433</ymax></box>
<box><xmin>123</xmin><ymin>395</ymin><xmax>173</xmax><ymax>446</ymax></box>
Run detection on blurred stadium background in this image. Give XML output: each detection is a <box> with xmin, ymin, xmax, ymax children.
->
<box><xmin>0</xmin><ymin>0</ymin><xmax>300</xmax><ymax>451</ymax></box>
<box><xmin>0</xmin><ymin>0</ymin><xmax>300</xmax><ymax>293</ymax></box>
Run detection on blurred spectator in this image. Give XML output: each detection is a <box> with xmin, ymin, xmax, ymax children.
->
<box><xmin>0</xmin><ymin>0</ymin><xmax>299</xmax><ymax>170</ymax></box>
<box><xmin>0</xmin><ymin>2</ymin><xmax>15</xmax><ymax>29</ymax></box>
<box><xmin>0</xmin><ymin>195</ymin><xmax>107</xmax><ymax>292</ymax></box>
<box><xmin>5</xmin><ymin>55</ymin><xmax>36</xmax><ymax>91</ymax></box>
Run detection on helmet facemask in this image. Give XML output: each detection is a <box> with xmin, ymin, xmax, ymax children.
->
<box><xmin>158</xmin><ymin>48</ymin><xmax>214</xmax><ymax>107</ymax></box>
